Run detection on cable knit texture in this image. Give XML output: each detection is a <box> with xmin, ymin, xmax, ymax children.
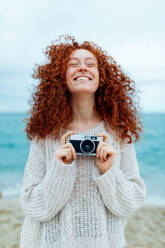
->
<box><xmin>20</xmin><ymin>122</ymin><xmax>146</xmax><ymax>248</ymax></box>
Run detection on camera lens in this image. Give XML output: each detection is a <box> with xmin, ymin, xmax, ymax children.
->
<box><xmin>80</xmin><ymin>139</ymin><xmax>95</xmax><ymax>154</ymax></box>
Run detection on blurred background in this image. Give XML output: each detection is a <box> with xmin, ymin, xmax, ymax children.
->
<box><xmin>0</xmin><ymin>0</ymin><xmax>165</xmax><ymax>205</ymax></box>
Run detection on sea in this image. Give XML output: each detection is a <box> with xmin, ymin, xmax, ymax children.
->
<box><xmin>0</xmin><ymin>113</ymin><xmax>165</xmax><ymax>206</ymax></box>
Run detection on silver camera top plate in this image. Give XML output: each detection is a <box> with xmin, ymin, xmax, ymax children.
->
<box><xmin>69</xmin><ymin>134</ymin><xmax>103</xmax><ymax>141</ymax></box>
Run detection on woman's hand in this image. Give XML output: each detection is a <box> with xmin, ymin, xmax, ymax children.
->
<box><xmin>55</xmin><ymin>131</ymin><xmax>76</xmax><ymax>164</ymax></box>
<box><xmin>94</xmin><ymin>133</ymin><xmax>115</xmax><ymax>174</ymax></box>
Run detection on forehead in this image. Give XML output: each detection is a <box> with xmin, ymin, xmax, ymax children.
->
<box><xmin>69</xmin><ymin>49</ymin><xmax>97</xmax><ymax>61</ymax></box>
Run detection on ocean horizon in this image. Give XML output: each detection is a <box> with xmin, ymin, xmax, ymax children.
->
<box><xmin>0</xmin><ymin>112</ymin><xmax>165</xmax><ymax>206</ymax></box>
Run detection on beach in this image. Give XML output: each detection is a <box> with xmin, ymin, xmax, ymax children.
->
<box><xmin>0</xmin><ymin>197</ymin><xmax>165</xmax><ymax>248</ymax></box>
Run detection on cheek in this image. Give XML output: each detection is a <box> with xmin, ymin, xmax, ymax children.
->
<box><xmin>66</xmin><ymin>69</ymin><xmax>73</xmax><ymax>84</ymax></box>
<box><xmin>97</xmin><ymin>72</ymin><xmax>99</xmax><ymax>81</ymax></box>
<box><xmin>93</xmin><ymin>68</ymin><xmax>99</xmax><ymax>80</ymax></box>
<box><xmin>94</xmin><ymin>70</ymin><xmax>99</xmax><ymax>84</ymax></box>
<box><xmin>66</xmin><ymin>66</ymin><xmax>77</xmax><ymax>78</ymax></box>
<box><xmin>65</xmin><ymin>70</ymin><xmax>70</xmax><ymax>81</ymax></box>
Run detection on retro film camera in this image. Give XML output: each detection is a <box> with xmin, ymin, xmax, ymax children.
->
<box><xmin>69</xmin><ymin>134</ymin><xmax>103</xmax><ymax>156</ymax></box>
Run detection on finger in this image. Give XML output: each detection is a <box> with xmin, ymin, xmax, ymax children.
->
<box><xmin>106</xmin><ymin>151</ymin><xmax>115</xmax><ymax>162</ymax></box>
<box><xmin>63</xmin><ymin>143</ymin><xmax>76</xmax><ymax>159</ymax></box>
<box><xmin>64</xmin><ymin>146</ymin><xmax>77</xmax><ymax>161</ymax></box>
<box><xmin>61</xmin><ymin>131</ymin><xmax>76</xmax><ymax>146</ymax></box>
<box><xmin>97</xmin><ymin>133</ymin><xmax>108</xmax><ymax>143</ymax></box>
<box><xmin>103</xmin><ymin>149</ymin><xmax>108</xmax><ymax>161</ymax></box>
<box><xmin>68</xmin><ymin>143</ymin><xmax>76</xmax><ymax>158</ymax></box>
<box><xmin>100</xmin><ymin>147</ymin><xmax>105</xmax><ymax>162</ymax></box>
<box><xmin>64</xmin><ymin>148</ymin><xmax>72</xmax><ymax>160</ymax></box>
<box><xmin>63</xmin><ymin>159</ymin><xmax>74</xmax><ymax>164</ymax></box>
<box><xmin>96</xmin><ymin>142</ymin><xmax>102</xmax><ymax>158</ymax></box>
<box><xmin>65</xmin><ymin>150</ymin><xmax>71</xmax><ymax>161</ymax></box>
<box><xmin>107</xmin><ymin>147</ymin><xmax>115</xmax><ymax>157</ymax></box>
<box><xmin>58</xmin><ymin>151</ymin><xmax>68</xmax><ymax>161</ymax></box>
<box><xmin>71</xmin><ymin>146</ymin><xmax>76</xmax><ymax>159</ymax></box>
<box><xmin>60</xmin><ymin>148</ymin><xmax>73</xmax><ymax>161</ymax></box>
<box><xmin>96</xmin><ymin>141</ymin><xmax>106</xmax><ymax>157</ymax></box>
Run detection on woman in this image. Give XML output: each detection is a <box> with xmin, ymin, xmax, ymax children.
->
<box><xmin>20</xmin><ymin>35</ymin><xmax>146</xmax><ymax>248</ymax></box>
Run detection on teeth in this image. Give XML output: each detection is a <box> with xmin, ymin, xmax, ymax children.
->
<box><xmin>75</xmin><ymin>77</ymin><xmax>90</xmax><ymax>81</ymax></box>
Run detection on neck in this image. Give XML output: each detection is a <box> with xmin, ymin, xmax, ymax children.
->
<box><xmin>70</xmin><ymin>94</ymin><xmax>102</xmax><ymax>124</ymax></box>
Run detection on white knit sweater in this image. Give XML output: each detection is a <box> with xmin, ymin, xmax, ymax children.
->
<box><xmin>20</xmin><ymin>121</ymin><xmax>146</xmax><ymax>248</ymax></box>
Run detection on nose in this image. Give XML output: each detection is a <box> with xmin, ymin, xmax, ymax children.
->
<box><xmin>79</xmin><ymin>67</ymin><xmax>87</xmax><ymax>72</ymax></box>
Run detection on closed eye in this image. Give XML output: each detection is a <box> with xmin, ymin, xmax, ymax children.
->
<box><xmin>87</xmin><ymin>63</ymin><xmax>96</xmax><ymax>67</ymax></box>
<box><xmin>69</xmin><ymin>63</ymin><xmax>79</xmax><ymax>66</ymax></box>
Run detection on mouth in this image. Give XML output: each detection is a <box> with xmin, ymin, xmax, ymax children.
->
<box><xmin>73</xmin><ymin>76</ymin><xmax>92</xmax><ymax>81</ymax></box>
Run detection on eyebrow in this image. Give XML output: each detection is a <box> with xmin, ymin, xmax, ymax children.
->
<box><xmin>69</xmin><ymin>57</ymin><xmax>97</xmax><ymax>62</ymax></box>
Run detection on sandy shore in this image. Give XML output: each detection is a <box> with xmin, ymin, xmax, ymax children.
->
<box><xmin>0</xmin><ymin>198</ymin><xmax>165</xmax><ymax>248</ymax></box>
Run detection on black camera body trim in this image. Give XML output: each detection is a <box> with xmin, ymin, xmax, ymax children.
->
<box><xmin>69</xmin><ymin>134</ymin><xmax>103</xmax><ymax>156</ymax></box>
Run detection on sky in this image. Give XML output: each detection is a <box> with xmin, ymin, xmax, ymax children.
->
<box><xmin>0</xmin><ymin>0</ymin><xmax>165</xmax><ymax>113</ymax></box>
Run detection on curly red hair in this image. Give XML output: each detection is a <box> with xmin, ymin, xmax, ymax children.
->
<box><xmin>24</xmin><ymin>35</ymin><xmax>143</xmax><ymax>144</ymax></box>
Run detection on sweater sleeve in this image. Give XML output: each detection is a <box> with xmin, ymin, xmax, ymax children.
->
<box><xmin>93</xmin><ymin>142</ymin><xmax>147</xmax><ymax>218</ymax></box>
<box><xmin>20</xmin><ymin>138</ymin><xmax>76</xmax><ymax>222</ymax></box>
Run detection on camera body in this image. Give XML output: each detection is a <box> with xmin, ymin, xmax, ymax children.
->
<box><xmin>69</xmin><ymin>134</ymin><xmax>103</xmax><ymax>156</ymax></box>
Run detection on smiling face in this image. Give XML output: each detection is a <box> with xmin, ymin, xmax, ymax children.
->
<box><xmin>65</xmin><ymin>49</ymin><xmax>99</xmax><ymax>94</ymax></box>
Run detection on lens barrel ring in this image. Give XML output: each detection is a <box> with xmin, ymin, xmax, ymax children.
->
<box><xmin>80</xmin><ymin>139</ymin><xmax>95</xmax><ymax>154</ymax></box>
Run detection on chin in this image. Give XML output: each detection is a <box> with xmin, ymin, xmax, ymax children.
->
<box><xmin>72</xmin><ymin>88</ymin><xmax>97</xmax><ymax>94</ymax></box>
